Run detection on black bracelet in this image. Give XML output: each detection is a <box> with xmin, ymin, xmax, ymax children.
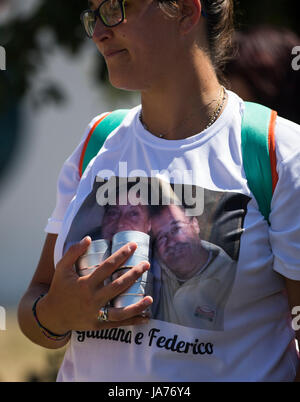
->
<box><xmin>32</xmin><ymin>294</ymin><xmax>71</xmax><ymax>341</ymax></box>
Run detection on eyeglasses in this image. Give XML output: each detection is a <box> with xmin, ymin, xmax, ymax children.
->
<box><xmin>81</xmin><ymin>0</ymin><xmax>206</xmax><ymax>39</ymax></box>
<box><xmin>81</xmin><ymin>0</ymin><xmax>126</xmax><ymax>38</ymax></box>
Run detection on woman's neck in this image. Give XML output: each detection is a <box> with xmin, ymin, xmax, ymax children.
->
<box><xmin>140</xmin><ymin>52</ymin><xmax>226</xmax><ymax>140</ymax></box>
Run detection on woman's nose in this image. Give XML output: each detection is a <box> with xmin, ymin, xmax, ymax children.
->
<box><xmin>92</xmin><ymin>19</ymin><xmax>113</xmax><ymax>42</ymax></box>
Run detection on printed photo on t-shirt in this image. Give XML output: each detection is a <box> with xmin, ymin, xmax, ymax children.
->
<box><xmin>63</xmin><ymin>176</ymin><xmax>250</xmax><ymax>331</ymax></box>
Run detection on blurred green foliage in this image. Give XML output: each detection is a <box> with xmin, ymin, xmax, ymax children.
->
<box><xmin>0</xmin><ymin>0</ymin><xmax>94</xmax><ymax>110</ymax></box>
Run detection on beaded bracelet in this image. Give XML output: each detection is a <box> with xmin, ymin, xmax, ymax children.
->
<box><xmin>32</xmin><ymin>294</ymin><xmax>71</xmax><ymax>341</ymax></box>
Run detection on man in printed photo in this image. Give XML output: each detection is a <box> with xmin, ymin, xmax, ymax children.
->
<box><xmin>149</xmin><ymin>202</ymin><xmax>237</xmax><ymax>331</ymax></box>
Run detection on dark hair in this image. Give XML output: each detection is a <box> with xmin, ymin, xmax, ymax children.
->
<box><xmin>157</xmin><ymin>0</ymin><xmax>235</xmax><ymax>82</ymax></box>
<box><xmin>225</xmin><ymin>25</ymin><xmax>300</xmax><ymax>124</ymax></box>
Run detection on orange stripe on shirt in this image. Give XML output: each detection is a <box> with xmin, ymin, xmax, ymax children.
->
<box><xmin>78</xmin><ymin>112</ymin><xmax>111</xmax><ymax>178</ymax></box>
<box><xmin>268</xmin><ymin>110</ymin><xmax>278</xmax><ymax>193</ymax></box>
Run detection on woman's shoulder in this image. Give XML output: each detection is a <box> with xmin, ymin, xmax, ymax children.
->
<box><xmin>82</xmin><ymin>112</ymin><xmax>112</xmax><ymax>140</ymax></box>
<box><xmin>228</xmin><ymin>91</ymin><xmax>300</xmax><ymax>166</ymax></box>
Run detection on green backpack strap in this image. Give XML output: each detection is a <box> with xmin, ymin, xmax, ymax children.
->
<box><xmin>241</xmin><ymin>102</ymin><xmax>278</xmax><ymax>224</ymax></box>
<box><xmin>79</xmin><ymin>109</ymin><xmax>130</xmax><ymax>177</ymax></box>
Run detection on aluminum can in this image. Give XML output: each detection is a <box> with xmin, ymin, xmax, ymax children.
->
<box><xmin>111</xmin><ymin>231</ymin><xmax>152</xmax><ymax>308</ymax></box>
<box><xmin>76</xmin><ymin>239</ymin><xmax>110</xmax><ymax>277</ymax></box>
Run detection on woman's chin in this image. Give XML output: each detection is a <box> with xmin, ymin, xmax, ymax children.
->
<box><xmin>107</xmin><ymin>66</ymin><xmax>148</xmax><ymax>92</ymax></box>
<box><xmin>108</xmin><ymin>75</ymin><xmax>142</xmax><ymax>92</ymax></box>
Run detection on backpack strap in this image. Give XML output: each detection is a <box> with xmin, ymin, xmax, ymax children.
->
<box><xmin>241</xmin><ymin>102</ymin><xmax>278</xmax><ymax>224</ymax></box>
<box><xmin>79</xmin><ymin>109</ymin><xmax>130</xmax><ymax>177</ymax></box>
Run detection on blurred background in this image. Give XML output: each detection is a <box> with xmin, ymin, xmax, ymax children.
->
<box><xmin>0</xmin><ymin>0</ymin><xmax>300</xmax><ymax>381</ymax></box>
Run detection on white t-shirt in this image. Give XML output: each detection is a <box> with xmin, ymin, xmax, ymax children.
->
<box><xmin>45</xmin><ymin>91</ymin><xmax>300</xmax><ymax>382</ymax></box>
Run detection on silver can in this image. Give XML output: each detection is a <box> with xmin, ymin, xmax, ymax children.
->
<box><xmin>76</xmin><ymin>239</ymin><xmax>110</xmax><ymax>277</ymax></box>
<box><xmin>111</xmin><ymin>230</ymin><xmax>152</xmax><ymax>308</ymax></box>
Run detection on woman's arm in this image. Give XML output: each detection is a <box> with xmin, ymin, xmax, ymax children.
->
<box><xmin>17</xmin><ymin>234</ymin><xmax>68</xmax><ymax>349</ymax></box>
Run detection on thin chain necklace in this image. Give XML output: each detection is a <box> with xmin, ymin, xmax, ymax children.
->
<box><xmin>139</xmin><ymin>86</ymin><xmax>227</xmax><ymax>139</ymax></box>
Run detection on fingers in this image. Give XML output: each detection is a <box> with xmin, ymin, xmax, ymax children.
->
<box><xmin>58</xmin><ymin>236</ymin><xmax>92</xmax><ymax>269</ymax></box>
<box><xmin>87</xmin><ymin>242</ymin><xmax>138</xmax><ymax>286</ymax></box>
<box><xmin>94</xmin><ymin>296</ymin><xmax>153</xmax><ymax>329</ymax></box>
<box><xmin>106</xmin><ymin>296</ymin><xmax>153</xmax><ymax>322</ymax></box>
<box><xmin>96</xmin><ymin>261</ymin><xmax>150</xmax><ymax>306</ymax></box>
<box><xmin>94</xmin><ymin>315</ymin><xmax>150</xmax><ymax>330</ymax></box>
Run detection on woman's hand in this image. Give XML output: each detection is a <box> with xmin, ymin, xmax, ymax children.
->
<box><xmin>36</xmin><ymin>236</ymin><xmax>153</xmax><ymax>334</ymax></box>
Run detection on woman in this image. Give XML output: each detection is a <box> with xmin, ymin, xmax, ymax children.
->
<box><xmin>18</xmin><ymin>0</ymin><xmax>300</xmax><ymax>381</ymax></box>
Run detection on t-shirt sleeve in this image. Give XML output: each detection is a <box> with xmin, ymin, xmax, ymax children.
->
<box><xmin>44</xmin><ymin>113</ymin><xmax>107</xmax><ymax>234</ymax></box>
<box><xmin>269</xmin><ymin>117</ymin><xmax>300</xmax><ymax>281</ymax></box>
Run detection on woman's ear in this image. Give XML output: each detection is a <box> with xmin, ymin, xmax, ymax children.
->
<box><xmin>177</xmin><ymin>0</ymin><xmax>202</xmax><ymax>34</ymax></box>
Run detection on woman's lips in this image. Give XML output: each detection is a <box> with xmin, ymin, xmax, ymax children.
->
<box><xmin>104</xmin><ymin>49</ymin><xmax>127</xmax><ymax>58</ymax></box>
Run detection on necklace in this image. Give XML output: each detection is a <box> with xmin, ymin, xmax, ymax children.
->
<box><xmin>139</xmin><ymin>86</ymin><xmax>227</xmax><ymax>139</ymax></box>
<box><xmin>139</xmin><ymin>113</ymin><xmax>165</xmax><ymax>138</ymax></box>
<box><xmin>205</xmin><ymin>86</ymin><xmax>227</xmax><ymax>129</ymax></box>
